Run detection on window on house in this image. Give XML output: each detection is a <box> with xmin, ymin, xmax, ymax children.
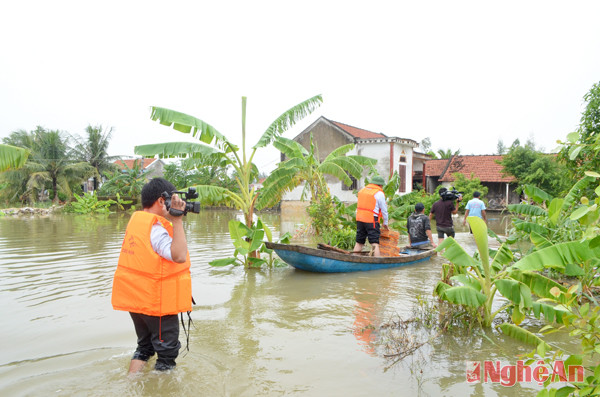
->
<box><xmin>398</xmin><ymin>164</ymin><xmax>406</xmax><ymax>193</ymax></box>
<box><xmin>342</xmin><ymin>174</ymin><xmax>358</xmax><ymax>191</ymax></box>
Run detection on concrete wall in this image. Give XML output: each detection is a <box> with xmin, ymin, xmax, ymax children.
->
<box><xmin>296</xmin><ymin>122</ymin><xmax>353</xmax><ymax>161</ymax></box>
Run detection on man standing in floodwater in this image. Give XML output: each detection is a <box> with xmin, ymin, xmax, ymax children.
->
<box><xmin>463</xmin><ymin>191</ymin><xmax>487</xmax><ymax>229</ymax></box>
<box><xmin>429</xmin><ymin>187</ymin><xmax>461</xmax><ymax>245</ymax></box>
<box><xmin>112</xmin><ymin>177</ymin><xmax>192</xmax><ymax>374</ymax></box>
<box><xmin>353</xmin><ymin>175</ymin><xmax>389</xmax><ymax>257</ymax></box>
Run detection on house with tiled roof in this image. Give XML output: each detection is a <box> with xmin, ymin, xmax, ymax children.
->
<box><xmin>113</xmin><ymin>157</ymin><xmax>166</xmax><ymax>179</ymax></box>
<box><xmin>282</xmin><ymin>116</ymin><xmax>430</xmax><ymax>205</ymax></box>
<box><xmin>424</xmin><ymin>155</ymin><xmax>519</xmax><ymax>209</ymax></box>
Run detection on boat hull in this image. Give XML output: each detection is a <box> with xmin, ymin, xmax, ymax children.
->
<box><xmin>265</xmin><ymin>242</ymin><xmax>434</xmax><ymax>273</ymax></box>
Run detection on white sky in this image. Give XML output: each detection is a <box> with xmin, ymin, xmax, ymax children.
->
<box><xmin>1</xmin><ymin>1</ymin><xmax>599</xmax><ymax>172</ymax></box>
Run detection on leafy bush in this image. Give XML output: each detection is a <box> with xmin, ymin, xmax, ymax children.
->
<box><xmin>63</xmin><ymin>192</ymin><xmax>115</xmax><ymax>214</ymax></box>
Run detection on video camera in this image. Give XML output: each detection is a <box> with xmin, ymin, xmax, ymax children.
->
<box><xmin>161</xmin><ymin>187</ymin><xmax>201</xmax><ymax>216</ymax></box>
<box><xmin>440</xmin><ymin>187</ymin><xmax>463</xmax><ymax>202</ymax></box>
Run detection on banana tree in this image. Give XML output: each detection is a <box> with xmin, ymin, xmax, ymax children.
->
<box><xmin>435</xmin><ymin>217</ymin><xmax>572</xmax><ymax>329</ymax></box>
<box><xmin>0</xmin><ymin>144</ymin><xmax>29</xmax><ymax>172</ymax></box>
<box><xmin>256</xmin><ymin>133</ymin><xmax>376</xmax><ymax>208</ymax></box>
<box><xmin>135</xmin><ymin>95</ymin><xmax>322</xmax><ymax>267</ymax></box>
<box><xmin>507</xmin><ymin>174</ymin><xmax>599</xmax><ymax>247</ymax></box>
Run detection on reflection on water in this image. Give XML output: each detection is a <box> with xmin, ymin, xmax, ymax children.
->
<box><xmin>0</xmin><ymin>210</ymin><xmax>542</xmax><ymax>396</ymax></box>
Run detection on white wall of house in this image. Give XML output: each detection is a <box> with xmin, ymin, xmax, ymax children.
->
<box><xmin>357</xmin><ymin>140</ymin><xmax>416</xmax><ymax>195</ymax></box>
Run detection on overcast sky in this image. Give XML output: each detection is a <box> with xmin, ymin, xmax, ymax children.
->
<box><xmin>1</xmin><ymin>1</ymin><xmax>599</xmax><ymax>172</ymax></box>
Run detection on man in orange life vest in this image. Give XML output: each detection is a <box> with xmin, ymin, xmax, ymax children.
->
<box><xmin>352</xmin><ymin>175</ymin><xmax>389</xmax><ymax>257</ymax></box>
<box><xmin>112</xmin><ymin>177</ymin><xmax>192</xmax><ymax>374</ymax></box>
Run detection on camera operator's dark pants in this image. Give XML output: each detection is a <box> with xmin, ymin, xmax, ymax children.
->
<box><xmin>130</xmin><ymin>312</ymin><xmax>180</xmax><ymax>371</ymax></box>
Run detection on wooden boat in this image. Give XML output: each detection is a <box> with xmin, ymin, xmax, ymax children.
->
<box><xmin>265</xmin><ymin>242</ymin><xmax>435</xmax><ymax>273</ymax></box>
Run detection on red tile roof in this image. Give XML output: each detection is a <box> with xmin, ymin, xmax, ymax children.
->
<box><xmin>424</xmin><ymin>159</ymin><xmax>449</xmax><ymax>176</ymax></box>
<box><xmin>114</xmin><ymin>158</ymin><xmax>156</xmax><ymax>170</ymax></box>
<box><xmin>427</xmin><ymin>155</ymin><xmax>516</xmax><ymax>183</ymax></box>
<box><xmin>331</xmin><ymin>120</ymin><xmax>387</xmax><ymax>139</ymax></box>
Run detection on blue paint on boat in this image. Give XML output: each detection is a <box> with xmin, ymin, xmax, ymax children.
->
<box><xmin>266</xmin><ymin>242</ymin><xmax>435</xmax><ymax>273</ymax></box>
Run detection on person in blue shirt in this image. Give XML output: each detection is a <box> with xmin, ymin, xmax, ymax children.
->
<box><xmin>462</xmin><ymin>191</ymin><xmax>487</xmax><ymax>229</ymax></box>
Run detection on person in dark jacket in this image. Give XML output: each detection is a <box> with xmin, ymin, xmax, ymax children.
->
<box><xmin>407</xmin><ymin>202</ymin><xmax>436</xmax><ymax>248</ymax></box>
<box><xmin>429</xmin><ymin>187</ymin><xmax>461</xmax><ymax>245</ymax></box>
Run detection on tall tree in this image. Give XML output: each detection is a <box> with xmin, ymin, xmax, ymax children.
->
<box><xmin>496</xmin><ymin>139</ymin><xmax>506</xmax><ymax>155</ymax></box>
<box><xmin>72</xmin><ymin>125</ymin><xmax>118</xmax><ymax>190</ymax></box>
<box><xmin>28</xmin><ymin>128</ymin><xmax>95</xmax><ymax>203</ymax></box>
<box><xmin>437</xmin><ymin>148</ymin><xmax>460</xmax><ymax>159</ymax></box>
<box><xmin>134</xmin><ymin>95</ymin><xmax>322</xmax><ymax>228</ymax></box>
<box><xmin>500</xmin><ymin>140</ymin><xmax>569</xmax><ymax>197</ymax></box>
<box><xmin>1</xmin><ymin>127</ymin><xmax>95</xmax><ymax>203</ymax></box>
<box><xmin>559</xmin><ymin>81</ymin><xmax>600</xmax><ymax>179</ymax></box>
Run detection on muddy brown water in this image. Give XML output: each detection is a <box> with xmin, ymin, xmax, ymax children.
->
<box><xmin>0</xmin><ymin>210</ymin><xmax>568</xmax><ymax>396</ymax></box>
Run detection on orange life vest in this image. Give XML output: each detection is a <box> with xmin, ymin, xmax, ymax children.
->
<box><xmin>356</xmin><ymin>184</ymin><xmax>383</xmax><ymax>223</ymax></box>
<box><xmin>112</xmin><ymin>211</ymin><xmax>192</xmax><ymax>316</ymax></box>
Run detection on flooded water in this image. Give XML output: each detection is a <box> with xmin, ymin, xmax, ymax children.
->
<box><xmin>0</xmin><ymin>210</ymin><xmax>554</xmax><ymax>396</ymax></box>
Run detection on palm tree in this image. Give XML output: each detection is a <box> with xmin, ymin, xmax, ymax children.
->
<box><xmin>437</xmin><ymin>148</ymin><xmax>461</xmax><ymax>159</ymax></box>
<box><xmin>72</xmin><ymin>125</ymin><xmax>118</xmax><ymax>190</ymax></box>
<box><xmin>2</xmin><ymin>127</ymin><xmax>95</xmax><ymax>204</ymax></box>
<box><xmin>27</xmin><ymin>128</ymin><xmax>95</xmax><ymax>203</ymax></box>
<box><xmin>257</xmin><ymin>134</ymin><xmax>376</xmax><ymax>208</ymax></box>
<box><xmin>134</xmin><ymin>94</ymin><xmax>322</xmax><ymax>228</ymax></box>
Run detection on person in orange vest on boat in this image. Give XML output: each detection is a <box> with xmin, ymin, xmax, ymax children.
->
<box><xmin>352</xmin><ymin>175</ymin><xmax>389</xmax><ymax>257</ymax></box>
<box><xmin>112</xmin><ymin>177</ymin><xmax>192</xmax><ymax>374</ymax></box>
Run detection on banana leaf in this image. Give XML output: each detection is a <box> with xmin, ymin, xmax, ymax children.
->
<box><xmin>524</xmin><ymin>185</ymin><xmax>553</xmax><ymax>204</ymax></box>
<box><xmin>436</xmin><ymin>237</ymin><xmax>481</xmax><ymax>271</ymax></box>
<box><xmin>547</xmin><ymin>198</ymin><xmax>564</xmax><ymax>226</ymax></box>
<box><xmin>494</xmin><ymin>279</ymin><xmax>533</xmax><ymax>309</ymax></box>
<box><xmin>511</xmin><ymin>241</ymin><xmax>600</xmax><ymax>272</ymax></box>
<box><xmin>530</xmin><ymin>232</ymin><xmax>552</xmax><ymax>250</ymax></box>
<box><xmin>531</xmin><ymin>302</ymin><xmax>569</xmax><ymax>324</ymax></box>
<box><xmin>209</xmin><ymin>257</ymin><xmax>238</xmax><ymax>267</ymax></box>
<box><xmin>253</xmin><ymin>94</ymin><xmax>323</xmax><ymax>149</ymax></box>
<box><xmin>468</xmin><ymin>216</ymin><xmax>491</xmax><ymax>279</ymax></box>
<box><xmin>561</xmin><ymin>175</ymin><xmax>595</xmax><ymax>211</ymax></box>
<box><xmin>135</xmin><ymin>141</ymin><xmax>220</xmax><ymax>158</ymax></box>
<box><xmin>0</xmin><ymin>144</ymin><xmax>29</xmax><ymax>172</ymax></box>
<box><xmin>507</xmin><ymin>204</ymin><xmax>548</xmax><ymax>217</ymax></box>
<box><xmin>509</xmin><ymin>270</ymin><xmax>566</xmax><ymax>299</ymax></box>
<box><xmin>439</xmin><ymin>285</ymin><xmax>486</xmax><ymax>308</ymax></box>
<box><xmin>257</xmin><ymin>218</ymin><xmax>273</xmax><ymax>242</ymax></box>
<box><xmin>498</xmin><ymin>323</ymin><xmax>551</xmax><ymax>350</ymax></box>
<box><xmin>272</xmin><ymin>137</ymin><xmax>308</xmax><ymax>158</ymax></box>
<box><xmin>491</xmin><ymin>243</ymin><xmax>514</xmax><ymax>272</ymax></box>
<box><xmin>189</xmin><ymin>185</ymin><xmax>241</xmax><ymax>209</ymax></box>
<box><xmin>514</xmin><ymin>221</ymin><xmax>549</xmax><ymax>236</ymax></box>
<box><xmin>150</xmin><ymin>107</ymin><xmax>229</xmax><ymax>147</ymax></box>
<box><xmin>450</xmin><ymin>274</ymin><xmax>482</xmax><ymax>291</ymax></box>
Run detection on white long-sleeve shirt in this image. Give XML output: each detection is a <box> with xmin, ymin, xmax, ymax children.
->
<box><xmin>373</xmin><ymin>191</ymin><xmax>389</xmax><ymax>226</ymax></box>
<box><xmin>150</xmin><ymin>224</ymin><xmax>173</xmax><ymax>261</ymax></box>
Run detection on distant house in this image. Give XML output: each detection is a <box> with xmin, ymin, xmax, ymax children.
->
<box><xmin>114</xmin><ymin>158</ymin><xmax>166</xmax><ymax>180</ymax></box>
<box><xmin>250</xmin><ymin>178</ymin><xmax>266</xmax><ymax>192</ymax></box>
<box><xmin>282</xmin><ymin>116</ymin><xmax>430</xmax><ymax>206</ymax></box>
<box><xmin>424</xmin><ymin>155</ymin><xmax>519</xmax><ymax>209</ymax></box>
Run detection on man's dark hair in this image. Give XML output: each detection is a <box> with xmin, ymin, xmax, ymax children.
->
<box><xmin>141</xmin><ymin>177</ymin><xmax>176</xmax><ymax>208</ymax></box>
<box><xmin>473</xmin><ymin>191</ymin><xmax>481</xmax><ymax>198</ymax></box>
